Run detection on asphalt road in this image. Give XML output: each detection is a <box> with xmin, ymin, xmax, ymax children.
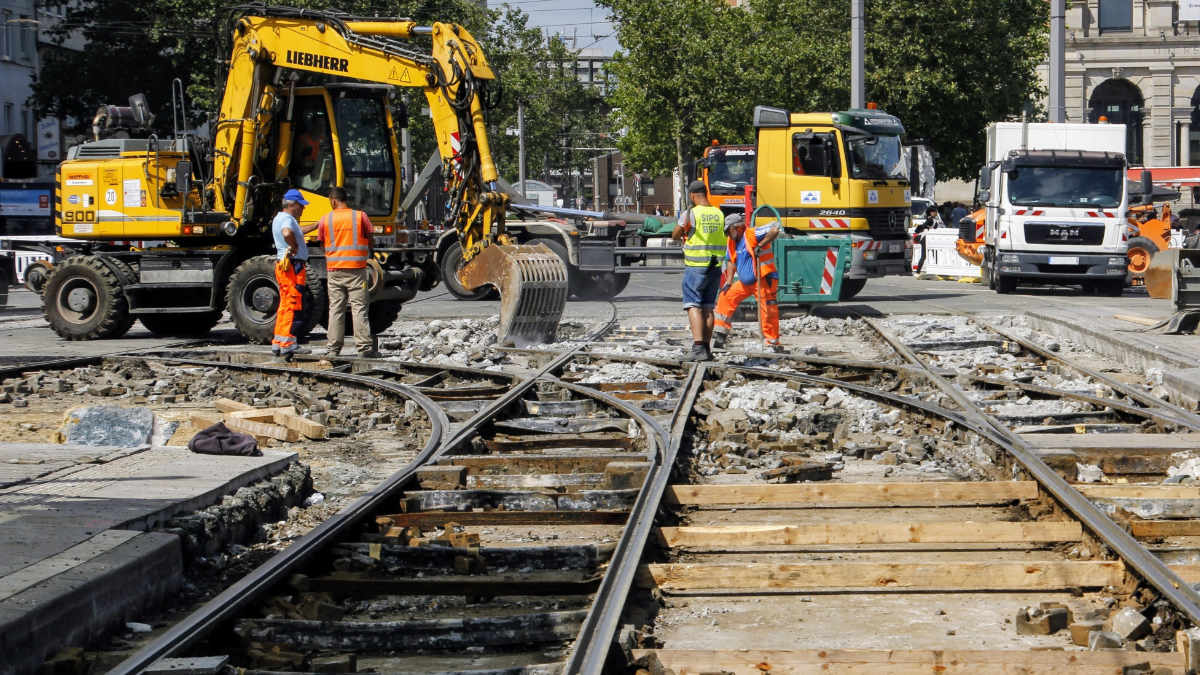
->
<box><xmin>0</xmin><ymin>273</ymin><xmax>1178</xmax><ymax>361</ymax></box>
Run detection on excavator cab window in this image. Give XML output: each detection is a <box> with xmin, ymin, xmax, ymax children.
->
<box><xmin>332</xmin><ymin>94</ymin><xmax>395</xmax><ymax>216</ymax></box>
<box><xmin>290</xmin><ymin>97</ymin><xmax>334</xmax><ymax>195</ymax></box>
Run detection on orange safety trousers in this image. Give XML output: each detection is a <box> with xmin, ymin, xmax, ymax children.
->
<box><xmin>272</xmin><ymin>261</ymin><xmax>307</xmax><ymax>352</ymax></box>
<box><xmin>714</xmin><ymin>276</ymin><xmax>780</xmax><ymax>345</ymax></box>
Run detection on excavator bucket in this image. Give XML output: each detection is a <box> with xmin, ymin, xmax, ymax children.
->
<box><xmin>458</xmin><ymin>243</ymin><xmax>568</xmax><ymax>346</ymax></box>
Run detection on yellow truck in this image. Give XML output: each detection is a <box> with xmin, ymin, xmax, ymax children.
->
<box><xmin>752</xmin><ymin>106</ymin><xmax>912</xmax><ymax>298</ymax></box>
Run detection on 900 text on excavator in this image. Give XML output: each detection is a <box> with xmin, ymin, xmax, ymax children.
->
<box><xmin>42</xmin><ymin>5</ymin><xmax>568</xmax><ymax>346</ymax></box>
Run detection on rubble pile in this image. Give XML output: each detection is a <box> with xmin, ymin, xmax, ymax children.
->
<box><xmin>377</xmin><ymin>318</ymin><xmax>596</xmax><ymax>366</ymax></box>
<box><xmin>690</xmin><ymin>375</ymin><xmax>995</xmax><ymax>480</ymax></box>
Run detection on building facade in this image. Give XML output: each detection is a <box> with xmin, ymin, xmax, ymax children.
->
<box><xmin>1063</xmin><ymin>0</ymin><xmax>1200</xmax><ymax>167</ymax></box>
<box><xmin>0</xmin><ymin>0</ymin><xmax>38</xmax><ymax>141</ymax></box>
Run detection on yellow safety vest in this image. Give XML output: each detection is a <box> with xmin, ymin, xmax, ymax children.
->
<box><xmin>683</xmin><ymin>205</ymin><xmax>727</xmax><ymax>267</ymax></box>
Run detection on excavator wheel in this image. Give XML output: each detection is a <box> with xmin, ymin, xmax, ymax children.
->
<box><xmin>1125</xmin><ymin>236</ymin><xmax>1159</xmax><ymax>286</ymax></box>
<box><xmin>458</xmin><ymin>242</ymin><xmax>568</xmax><ymax>346</ymax></box>
<box><xmin>573</xmin><ymin>271</ymin><xmax>630</xmax><ymax>301</ymax></box>
<box><xmin>226</xmin><ymin>255</ymin><xmax>318</xmax><ymax>345</ymax></box>
<box><xmin>139</xmin><ymin>311</ymin><xmax>222</xmax><ymax>338</ymax></box>
<box><xmin>24</xmin><ymin>260</ymin><xmax>52</xmax><ymax>294</ymax></box>
<box><xmin>42</xmin><ymin>255</ymin><xmax>136</xmax><ymax>340</ymax></box>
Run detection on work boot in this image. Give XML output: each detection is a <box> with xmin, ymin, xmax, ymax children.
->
<box><xmin>765</xmin><ymin>344</ymin><xmax>785</xmax><ymax>354</ymax></box>
<box><xmin>319</xmin><ymin>348</ymin><xmax>341</xmax><ymax>359</ymax></box>
<box><xmin>289</xmin><ymin>347</ymin><xmax>313</xmax><ymax>355</ymax></box>
<box><xmin>682</xmin><ymin>343</ymin><xmax>710</xmax><ymax>362</ymax></box>
<box><xmin>359</xmin><ymin>349</ymin><xmax>383</xmax><ymax>359</ymax></box>
<box><xmin>711</xmin><ymin>332</ymin><xmax>727</xmax><ymax>350</ymax></box>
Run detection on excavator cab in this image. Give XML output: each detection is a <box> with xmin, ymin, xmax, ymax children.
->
<box><xmin>283</xmin><ymin>85</ymin><xmax>400</xmax><ymax>247</ymax></box>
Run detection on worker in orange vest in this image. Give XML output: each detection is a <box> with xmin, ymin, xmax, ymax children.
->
<box><xmin>711</xmin><ymin>212</ymin><xmax>783</xmax><ymax>352</ymax></box>
<box><xmin>317</xmin><ymin>186</ymin><xmax>380</xmax><ymax>358</ymax></box>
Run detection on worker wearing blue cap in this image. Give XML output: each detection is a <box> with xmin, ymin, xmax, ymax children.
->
<box><xmin>271</xmin><ymin>189</ymin><xmax>313</xmax><ymax>360</ymax></box>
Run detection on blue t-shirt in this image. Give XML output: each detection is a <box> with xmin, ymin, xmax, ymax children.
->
<box><xmin>272</xmin><ymin>211</ymin><xmax>308</xmax><ymax>261</ymax></box>
<box><xmin>732</xmin><ymin>225</ymin><xmax>776</xmax><ymax>284</ymax></box>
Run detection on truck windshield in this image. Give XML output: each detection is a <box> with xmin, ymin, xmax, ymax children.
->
<box><xmin>1007</xmin><ymin>166</ymin><xmax>1123</xmax><ymax>208</ymax></box>
<box><xmin>846</xmin><ymin>134</ymin><xmax>905</xmax><ymax>180</ymax></box>
<box><xmin>333</xmin><ymin>96</ymin><xmax>396</xmax><ymax>215</ymax></box>
<box><xmin>707</xmin><ymin>151</ymin><xmax>755</xmax><ymax>194</ymax></box>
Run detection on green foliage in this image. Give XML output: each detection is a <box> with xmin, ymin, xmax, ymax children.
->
<box><xmin>598</xmin><ymin>0</ymin><xmax>1048</xmax><ymax>181</ymax></box>
<box><xmin>31</xmin><ymin>0</ymin><xmax>608</xmax><ymax>188</ymax></box>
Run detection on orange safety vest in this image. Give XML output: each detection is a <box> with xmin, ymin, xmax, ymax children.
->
<box><xmin>726</xmin><ymin>223</ymin><xmax>777</xmax><ymax>280</ymax></box>
<box><xmin>318</xmin><ymin>208</ymin><xmax>371</xmax><ymax>269</ymax></box>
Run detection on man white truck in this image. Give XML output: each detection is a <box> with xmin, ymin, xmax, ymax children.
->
<box><xmin>970</xmin><ymin>122</ymin><xmax>1132</xmax><ymax>295</ymax></box>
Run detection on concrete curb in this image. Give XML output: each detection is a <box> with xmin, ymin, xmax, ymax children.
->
<box><xmin>0</xmin><ymin>532</ymin><xmax>182</xmax><ymax>675</ymax></box>
<box><xmin>1025</xmin><ymin>311</ymin><xmax>1200</xmax><ymax>408</ymax></box>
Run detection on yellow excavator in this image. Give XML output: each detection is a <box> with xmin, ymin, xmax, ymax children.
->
<box><xmin>43</xmin><ymin>5</ymin><xmax>566</xmax><ymax>345</ymax></box>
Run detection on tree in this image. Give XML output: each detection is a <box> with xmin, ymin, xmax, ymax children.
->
<box><xmin>598</xmin><ymin>0</ymin><xmax>1048</xmax><ymax>181</ymax></box>
<box><xmin>32</xmin><ymin>0</ymin><xmax>610</xmax><ymax>190</ymax></box>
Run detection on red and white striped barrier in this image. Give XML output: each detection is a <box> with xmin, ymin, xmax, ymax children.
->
<box><xmin>913</xmin><ymin>228</ymin><xmax>981</xmax><ymax>279</ymax></box>
<box><xmin>819</xmin><ymin>248</ymin><xmax>839</xmax><ymax>295</ymax></box>
<box><xmin>808</xmin><ymin>218</ymin><xmax>850</xmax><ymax>229</ymax></box>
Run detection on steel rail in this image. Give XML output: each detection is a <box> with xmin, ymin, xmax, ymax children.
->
<box><xmin>0</xmin><ymin>338</ymin><xmax>210</xmax><ymax>380</ymax></box>
<box><xmin>862</xmin><ymin>317</ymin><xmax>1200</xmax><ymax>626</ymax></box>
<box><xmin>971</xmin><ymin>315</ymin><xmax>1200</xmax><ymax>431</ymax></box>
<box><xmin>108</xmin><ymin>357</ymin><xmax>447</xmax><ymax>675</ymax></box>
<box><xmin>564</xmin><ymin>364</ymin><xmax>705</xmax><ymax>675</ymax></box>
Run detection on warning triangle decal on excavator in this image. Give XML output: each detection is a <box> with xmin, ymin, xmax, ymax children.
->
<box><xmin>389</xmin><ymin>67</ymin><xmax>411</xmax><ymax>83</ymax></box>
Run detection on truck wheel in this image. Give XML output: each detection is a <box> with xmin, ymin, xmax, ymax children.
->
<box><xmin>994</xmin><ymin>272</ymin><xmax>1017</xmax><ymax>294</ymax></box>
<box><xmin>441</xmin><ymin>241</ymin><xmax>492</xmax><ymax>300</ymax></box>
<box><xmin>528</xmin><ymin>237</ymin><xmax>579</xmax><ymax>297</ymax></box>
<box><xmin>227</xmin><ymin>255</ymin><xmax>284</xmax><ymax>344</ymax></box>
<box><xmin>1125</xmin><ymin>236</ymin><xmax>1159</xmax><ymax>285</ymax></box>
<box><xmin>24</xmin><ymin>261</ymin><xmax>52</xmax><ymax>294</ymax></box>
<box><xmin>43</xmin><ymin>255</ymin><xmax>135</xmax><ymax>340</ymax></box>
<box><xmin>574</xmin><ymin>272</ymin><xmax>630</xmax><ymax>300</ymax></box>
<box><xmin>838</xmin><ymin>277</ymin><xmax>867</xmax><ymax>300</ymax></box>
<box><xmin>139</xmin><ymin>311</ymin><xmax>222</xmax><ymax>337</ymax></box>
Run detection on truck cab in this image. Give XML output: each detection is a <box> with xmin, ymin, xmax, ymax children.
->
<box><xmin>752</xmin><ymin>106</ymin><xmax>912</xmax><ymax>298</ymax></box>
<box><xmin>978</xmin><ymin>122</ymin><xmax>1130</xmax><ymax>295</ymax></box>
<box><xmin>700</xmin><ymin>143</ymin><xmax>756</xmax><ymax>217</ymax></box>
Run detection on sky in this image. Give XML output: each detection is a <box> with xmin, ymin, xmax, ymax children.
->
<box><xmin>490</xmin><ymin>0</ymin><xmax>619</xmax><ymax>54</ymax></box>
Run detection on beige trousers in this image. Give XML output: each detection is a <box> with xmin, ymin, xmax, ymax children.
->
<box><xmin>326</xmin><ymin>267</ymin><xmax>375</xmax><ymax>353</ymax></box>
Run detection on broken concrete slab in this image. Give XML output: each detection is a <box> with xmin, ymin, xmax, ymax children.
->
<box><xmin>57</xmin><ymin>405</ymin><xmax>155</xmax><ymax>447</ymax></box>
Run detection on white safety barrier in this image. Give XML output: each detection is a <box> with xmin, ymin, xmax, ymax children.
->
<box><xmin>912</xmin><ymin>228</ymin><xmax>981</xmax><ymax>279</ymax></box>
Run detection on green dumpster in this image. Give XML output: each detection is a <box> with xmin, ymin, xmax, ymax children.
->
<box><xmin>772</xmin><ymin>235</ymin><xmax>851</xmax><ymax>304</ymax></box>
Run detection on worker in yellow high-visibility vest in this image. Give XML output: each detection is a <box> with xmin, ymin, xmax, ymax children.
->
<box><xmin>672</xmin><ymin>180</ymin><xmax>728</xmax><ymax>361</ymax></box>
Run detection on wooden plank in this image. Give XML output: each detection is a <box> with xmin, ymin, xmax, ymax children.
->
<box><xmin>658</xmin><ymin>521</ymin><xmax>1083</xmax><ymax>548</ymax></box>
<box><xmin>637</xmin><ymin>561</ymin><xmax>1125</xmax><ymax>592</ymax></box>
<box><xmin>665</xmin><ymin>481</ymin><xmax>1039</xmax><ymax>507</ymax></box>
<box><xmin>1132</xmin><ymin>520</ymin><xmax>1200</xmax><ymax>538</ymax></box>
<box><xmin>224</xmin><ymin>417</ymin><xmax>299</xmax><ymax>442</ymax></box>
<box><xmin>376</xmin><ymin>510</ymin><xmax>629</xmax><ymax>529</ymax></box>
<box><xmin>634</xmin><ymin>648</ymin><xmax>1183</xmax><ymax>674</ymax></box>
<box><xmin>437</xmin><ymin>453</ymin><xmax>636</xmax><ymax>475</ymax></box>
<box><xmin>212</xmin><ymin>397</ymin><xmax>252</xmax><ymax>413</ymax></box>
<box><xmin>1114</xmin><ymin>313</ymin><xmax>1162</xmax><ymax>327</ymax></box>
<box><xmin>1078</xmin><ymin>485</ymin><xmax>1200</xmax><ymax>499</ymax></box>
<box><xmin>1020</xmin><ymin>432</ymin><xmax>1200</xmax><ymax>452</ymax></box>
<box><xmin>273</xmin><ymin>410</ymin><xmax>326</xmax><ymax>440</ymax></box>
<box><xmin>229</xmin><ymin>406</ymin><xmax>295</xmax><ymax>422</ymax></box>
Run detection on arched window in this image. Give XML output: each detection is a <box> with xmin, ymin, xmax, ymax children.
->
<box><xmin>1089</xmin><ymin>79</ymin><xmax>1143</xmax><ymax>165</ymax></box>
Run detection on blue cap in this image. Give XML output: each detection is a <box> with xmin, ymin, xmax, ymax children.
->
<box><xmin>283</xmin><ymin>189</ymin><xmax>309</xmax><ymax>206</ymax></box>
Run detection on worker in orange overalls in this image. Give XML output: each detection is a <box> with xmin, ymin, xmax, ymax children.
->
<box><xmin>271</xmin><ymin>188</ymin><xmax>313</xmax><ymax>361</ymax></box>
<box><xmin>711</xmin><ymin>212</ymin><xmax>783</xmax><ymax>353</ymax></box>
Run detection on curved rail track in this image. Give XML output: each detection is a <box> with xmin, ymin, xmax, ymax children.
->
<box><xmin>9</xmin><ymin>309</ymin><xmax>1200</xmax><ymax>674</ymax></box>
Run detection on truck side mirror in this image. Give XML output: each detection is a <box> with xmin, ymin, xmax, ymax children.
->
<box><xmin>979</xmin><ymin>166</ymin><xmax>993</xmax><ymax>189</ymax></box>
<box><xmin>1140</xmin><ymin>169</ymin><xmax>1153</xmax><ymax>205</ymax></box>
<box><xmin>176</xmin><ymin>160</ymin><xmax>191</xmax><ymax>196</ymax></box>
<box><xmin>978</xmin><ymin>189</ymin><xmax>991</xmax><ymax>203</ymax></box>
<box><xmin>823</xmin><ymin>138</ymin><xmax>840</xmax><ymax>178</ymax></box>
<box><xmin>392</xmin><ymin>101</ymin><xmax>408</xmax><ymax>129</ymax></box>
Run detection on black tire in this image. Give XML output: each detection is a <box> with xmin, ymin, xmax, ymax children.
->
<box><xmin>573</xmin><ymin>271</ymin><xmax>631</xmax><ymax>300</ymax></box>
<box><xmin>995</xmin><ymin>271</ymin><xmax>1017</xmax><ymax>294</ymax></box>
<box><xmin>42</xmin><ymin>255</ymin><xmax>135</xmax><ymax>340</ymax></box>
<box><xmin>1093</xmin><ymin>278</ymin><xmax>1125</xmax><ymax>297</ymax></box>
<box><xmin>838</xmin><ymin>277</ymin><xmax>867</xmax><ymax>300</ymax></box>
<box><xmin>528</xmin><ymin>237</ymin><xmax>578</xmax><ymax>297</ymax></box>
<box><xmin>441</xmin><ymin>241</ymin><xmax>492</xmax><ymax>300</ymax></box>
<box><xmin>226</xmin><ymin>255</ymin><xmax>317</xmax><ymax>344</ymax></box>
<box><xmin>367</xmin><ymin>300</ymin><xmax>402</xmax><ymax>335</ymax></box>
<box><xmin>24</xmin><ymin>261</ymin><xmax>51</xmax><ymax>294</ymax></box>
<box><xmin>139</xmin><ymin>311</ymin><xmax>222</xmax><ymax>337</ymax></box>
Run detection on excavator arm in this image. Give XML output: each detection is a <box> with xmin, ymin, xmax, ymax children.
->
<box><xmin>212</xmin><ymin>6</ymin><xmax>566</xmax><ymax>344</ymax></box>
